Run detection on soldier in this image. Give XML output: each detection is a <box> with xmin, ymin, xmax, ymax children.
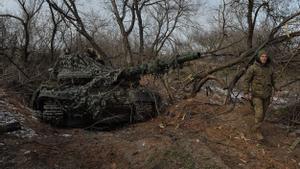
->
<box><xmin>243</xmin><ymin>49</ymin><xmax>277</xmax><ymax>140</ymax></box>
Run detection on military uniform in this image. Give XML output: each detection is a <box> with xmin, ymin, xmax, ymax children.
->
<box><xmin>243</xmin><ymin>51</ymin><xmax>275</xmax><ymax>140</ymax></box>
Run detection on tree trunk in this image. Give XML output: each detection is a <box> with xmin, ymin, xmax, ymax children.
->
<box><xmin>123</xmin><ymin>36</ymin><xmax>134</xmax><ymax>66</ymax></box>
<box><xmin>135</xmin><ymin>1</ymin><xmax>144</xmax><ymax>58</ymax></box>
<box><xmin>247</xmin><ymin>0</ymin><xmax>254</xmax><ymax>49</ymax></box>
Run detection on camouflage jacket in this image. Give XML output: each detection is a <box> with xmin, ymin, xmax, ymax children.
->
<box><xmin>243</xmin><ymin>61</ymin><xmax>275</xmax><ymax>98</ymax></box>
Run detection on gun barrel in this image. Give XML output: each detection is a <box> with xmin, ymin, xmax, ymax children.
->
<box><xmin>119</xmin><ymin>52</ymin><xmax>201</xmax><ymax>80</ymax></box>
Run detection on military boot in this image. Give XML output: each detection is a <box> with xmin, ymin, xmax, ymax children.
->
<box><xmin>252</xmin><ymin>123</ymin><xmax>264</xmax><ymax>140</ymax></box>
<box><xmin>255</xmin><ymin>130</ymin><xmax>264</xmax><ymax>140</ymax></box>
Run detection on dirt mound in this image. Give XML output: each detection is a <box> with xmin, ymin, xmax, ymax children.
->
<box><xmin>0</xmin><ymin>88</ymin><xmax>38</xmax><ymax>137</ymax></box>
<box><xmin>0</xmin><ymin>88</ymin><xmax>229</xmax><ymax>169</ymax></box>
<box><xmin>0</xmin><ymin>87</ymin><xmax>299</xmax><ymax>169</ymax></box>
<box><xmin>164</xmin><ymin>95</ymin><xmax>300</xmax><ymax>168</ymax></box>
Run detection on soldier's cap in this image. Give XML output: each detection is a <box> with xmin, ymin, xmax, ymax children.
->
<box><xmin>258</xmin><ymin>49</ymin><xmax>267</xmax><ymax>57</ymax></box>
<box><xmin>256</xmin><ymin>49</ymin><xmax>272</xmax><ymax>64</ymax></box>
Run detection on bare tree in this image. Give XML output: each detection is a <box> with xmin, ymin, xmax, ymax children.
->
<box><xmin>48</xmin><ymin>2</ymin><xmax>63</xmax><ymax>60</ymax></box>
<box><xmin>189</xmin><ymin>10</ymin><xmax>300</xmax><ymax>102</ymax></box>
<box><xmin>107</xmin><ymin>0</ymin><xmax>199</xmax><ymax>66</ymax></box>
<box><xmin>147</xmin><ymin>0</ymin><xmax>196</xmax><ymax>57</ymax></box>
<box><xmin>0</xmin><ymin>0</ymin><xmax>44</xmax><ymax>64</ymax></box>
<box><xmin>46</xmin><ymin>0</ymin><xmax>109</xmax><ymax>61</ymax></box>
<box><xmin>133</xmin><ymin>0</ymin><xmax>147</xmax><ymax>57</ymax></box>
<box><xmin>110</xmin><ymin>0</ymin><xmax>135</xmax><ymax>66</ymax></box>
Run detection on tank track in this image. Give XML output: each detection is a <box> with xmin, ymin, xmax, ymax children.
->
<box><xmin>133</xmin><ymin>102</ymin><xmax>157</xmax><ymax>122</ymax></box>
<box><xmin>42</xmin><ymin>100</ymin><xmax>64</xmax><ymax>126</ymax></box>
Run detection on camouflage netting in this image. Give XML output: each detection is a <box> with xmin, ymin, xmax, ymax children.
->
<box><xmin>31</xmin><ymin>50</ymin><xmax>162</xmax><ymax>129</ymax></box>
<box><xmin>51</xmin><ymin>51</ymin><xmax>121</xmax><ymax>83</ymax></box>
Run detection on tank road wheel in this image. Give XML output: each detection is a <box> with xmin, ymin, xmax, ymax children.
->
<box><xmin>133</xmin><ymin>102</ymin><xmax>157</xmax><ymax>122</ymax></box>
<box><xmin>42</xmin><ymin>100</ymin><xmax>64</xmax><ymax>126</ymax></box>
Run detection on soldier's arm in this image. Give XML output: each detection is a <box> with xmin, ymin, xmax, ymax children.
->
<box><xmin>243</xmin><ymin>65</ymin><xmax>254</xmax><ymax>94</ymax></box>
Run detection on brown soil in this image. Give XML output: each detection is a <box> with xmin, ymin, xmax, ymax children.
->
<box><xmin>0</xmin><ymin>88</ymin><xmax>299</xmax><ymax>169</ymax></box>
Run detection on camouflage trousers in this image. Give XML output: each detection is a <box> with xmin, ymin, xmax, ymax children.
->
<box><xmin>251</xmin><ymin>97</ymin><xmax>270</xmax><ymax>131</ymax></box>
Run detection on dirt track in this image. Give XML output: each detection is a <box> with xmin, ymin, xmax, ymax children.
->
<box><xmin>0</xmin><ymin>88</ymin><xmax>300</xmax><ymax>169</ymax></box>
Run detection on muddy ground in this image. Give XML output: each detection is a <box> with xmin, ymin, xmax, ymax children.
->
<box><xmin>0</xmin><ymin>86</ymin><xmax>299</xmax><ymax>169</ymax></box>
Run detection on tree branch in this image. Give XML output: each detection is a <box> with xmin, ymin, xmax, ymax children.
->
<box><xmin>0</xmin><ymin>52</ymin><xmax>30</xmax><ymax>79</ymax></box>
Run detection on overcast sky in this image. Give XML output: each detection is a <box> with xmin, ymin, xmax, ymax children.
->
<box><xmin>0</xmin><ymin>0</ymin><xmax>220</xmax><ymax>10</ymax></box>
<box><xmin>0</xmin><ymin>1</ymin><xmax>221</xmax><ymax>14</ymax></box>
<box><xmin>0</xmin><ymin>0</ymin><xmax>221</xmax><ymax>29</ymax></box>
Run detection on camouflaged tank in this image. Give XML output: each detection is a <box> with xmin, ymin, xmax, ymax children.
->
<box><xmin>31</xmin><ymin>50</ymin><xmax>201</xmax><ymax>128</ymax></box>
